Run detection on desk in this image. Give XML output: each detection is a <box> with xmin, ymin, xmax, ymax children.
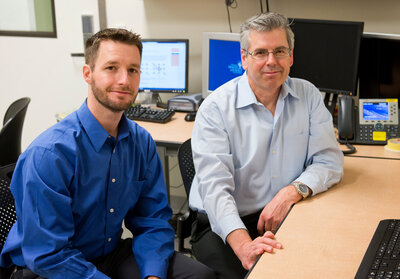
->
<box><xmin>247</xmin><ymin>156</ymin><xmax>400</xmax><ymax>279</ymax></box>
<box><xmin>340</xmin><ymin>144</ymin><xmax>400</xmax><ymax>160</ymax></box>
<box><xmin>134</xmin><ymin>112</ymin><xmax>194</xmax><ymax>196</ymax></box>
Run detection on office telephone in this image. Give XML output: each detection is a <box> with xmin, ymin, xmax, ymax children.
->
<box><xmin>338</xmin><ymin>96</ymin><xmax>400</xmax><ymax>145</ymax></box>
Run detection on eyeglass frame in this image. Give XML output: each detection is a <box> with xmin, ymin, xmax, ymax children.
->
<box><xmin>242</xmin><ymin>47</ymin><xmax>292</xmax><ymax>60</ymax></box>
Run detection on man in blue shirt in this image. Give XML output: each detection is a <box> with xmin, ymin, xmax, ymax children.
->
<box><xmin>0</xmin><ymin>28</ymin><xmax>214</xmax><ymax>279</ymax></box>
<box><xmin>189</xmin><ymin>12</ymin><xmax>344</xmax><ymax>278</ymax></box>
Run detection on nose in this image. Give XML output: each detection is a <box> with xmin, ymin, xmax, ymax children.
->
<box><xmin>264</xmin><ymin>52</ymin><xmax>277</xmax><ymax>65</ymax></box>
<box><xmin>117</xmin><ymin>70</ymin><xmax>129</xmax><ymax>85</ymax></box>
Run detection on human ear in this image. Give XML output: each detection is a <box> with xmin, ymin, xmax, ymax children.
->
<box><xmin>82</xmin><ymin>64</ymin><xmax>92</xmax><ymax>84</ymax></box>
<box><xmin>241</xmin><ymin>49</ymin><xmax>248</xmax><ymax>71</ymax></box>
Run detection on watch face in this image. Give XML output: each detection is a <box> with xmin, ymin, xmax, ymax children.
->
<box><xmin>299</xmin><ymin>184</ymin><xmax>308</xmax><ymax>193</ymax></box>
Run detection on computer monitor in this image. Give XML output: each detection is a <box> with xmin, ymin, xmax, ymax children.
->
<box><xmin>289</xmin><ymin>18</ymin><xmax>364</xmax><ymax>97</ymax></box>
<box><xmin>358</xmin><ymin>33</ymin><xmax>400</xmax><ymax>102</ymax></box>
<box><xmin>202</xmin><ymin>32</ymin><xmax>245</xmax><ymax>98</ymax></box>
<box><xmin>139</xmin><ymin>39</ymin><xmax>189</xmax><ymax>102</ymax></box>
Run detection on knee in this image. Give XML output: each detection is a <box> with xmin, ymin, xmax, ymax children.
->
<box><xmin>196</xmin><ymin>263</ymin><xmax>216</xmax><ymax>279</ymax></box>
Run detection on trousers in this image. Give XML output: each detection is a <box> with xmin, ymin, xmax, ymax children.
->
<box><xmin>190</xmin><ymin>211</ymin><xmax>262</xmax><ymax>279</ymax></box>
<box><xmin>11</xmin><ymin>238</ymin><xmax>215</xmax><ymax>279</ymax></box>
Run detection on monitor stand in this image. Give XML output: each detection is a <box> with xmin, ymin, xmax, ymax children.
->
<box><xmin>141</xmin><ymin>91</ymin><xmax>168</xmax><ymax>109</ymax></box>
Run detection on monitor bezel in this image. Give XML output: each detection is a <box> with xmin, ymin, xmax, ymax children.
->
<box><xmin>202</xmin><ymin>32</ymin><xmax>241</xmax><ymax>99</ymax></box>
<box><xmin>139</xmin><ymin>38</ymin><xmax>189</xmax><ymax>94</ymax></box>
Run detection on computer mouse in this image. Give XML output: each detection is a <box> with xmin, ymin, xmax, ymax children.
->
<box><xmin>185</xmin><ymin>112</ymin><xmax>196</xmax><ymax>122</ymax></box>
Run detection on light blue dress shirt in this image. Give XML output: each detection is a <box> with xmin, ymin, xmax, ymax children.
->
<box><xmin>189</xmin><ymin>73</ymin><xmax>344</xmax><ymax>241</ymax></box>
<box><xmin>0</xmin><ymin>101</ymin><xmax>174</xmax><ymax>279</ymax></box>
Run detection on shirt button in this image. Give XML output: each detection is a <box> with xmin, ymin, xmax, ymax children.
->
<box><xmin>110</xmin><ymin>208</ymin><xmax>114</xmax><ymax>213</ymax></box>
<box><xmin>112</xmin><ymin>178</ymin><xmax>116</xmax><ymax>183</ymax></box>
<box><xmin>272</xmin><ymin>175</ymin><xmax>277</xmax><ymax>179</ymax></box>
<box><xmin>113</xmin><ymin>149</ymin><xmax>116</xmax><ymax>153</ymax></box>
<box><xmin>272</xmin><ymin>150</ymin><xmax>276</xmax><ymax>154</ymax></box>
<box><xmin>108</xmin><ymin>238</ymin><xmax>112</xmax><ymax>242</ymax></box>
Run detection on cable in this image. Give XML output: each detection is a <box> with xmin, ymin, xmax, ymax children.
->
<box><xmin>266</xmin><ymin>0</ymin><xmax>270</xmax><ymax>12</ymax></box>
<box><xmin>342</xmin><ymin>141</ymin><xmax>356</xmax><ymax>155</ymax></box>
<box><xmin>224</xmin><ymin>0</ymin><xmax>237</xmax><ymax>33</ymax></box>
<box><xmin>260</xmin><ymin>0</ymin><xmax>264</xmax><ymax>13</ymax></box>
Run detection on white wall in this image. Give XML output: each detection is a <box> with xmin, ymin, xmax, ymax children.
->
<box><xmin>0</xmin><ymin>0</ymin><xmax>99</xmax><ymax>149</ymax></box>
<box><xmin>1</xmin><ymin>0</ymin><xmax>400</xmax><ymax>150</ymax></box>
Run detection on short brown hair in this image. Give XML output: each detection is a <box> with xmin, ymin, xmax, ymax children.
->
<box><xmin>84</xmin><ymin>28</ymin><xmax>142</xmax><ymax>69</ymax></box>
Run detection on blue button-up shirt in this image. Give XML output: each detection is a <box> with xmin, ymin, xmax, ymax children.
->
<box><xmin>0</xmin><ymin>101</ymin><xmax>174</xmax><ymax>279</ymax></box>
<box><xmin>189</xmin><ymin>73</ymin><xmax>344</xmax><ymax>241</ymax></box>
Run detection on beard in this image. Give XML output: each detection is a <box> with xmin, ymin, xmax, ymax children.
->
<box><xmin>91</xmin><ymin>78</ymin><xmax>136</xmax><ymax>113</ymax></box>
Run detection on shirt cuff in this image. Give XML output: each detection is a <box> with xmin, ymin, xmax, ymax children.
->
<box><xmin>214</xmin><ymin>213</ymin><xmax>247</xmax><ymax>243</ymax></box>
<box><xmin>294</xmin><ymin>173</ymin><xmax>325</xmax><ymax>196</ymax></box>
<box><xmin>94</xmin><ymin>270</ymin><xmax>110</xmax><ymax>279</ymax></box>
<box><xmin>141</xmin><ymin>259</ymin><xmax>169</xmax><ymax>279</ymax></box>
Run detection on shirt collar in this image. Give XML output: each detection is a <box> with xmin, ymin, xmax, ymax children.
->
<box><xmin>236</xmin><ymin>74</ymin><xmax>300</xmax><ymax>109</ymax></box>
<box><xmin>76</xmin><ymin>100</ymin><xmax>130</xmax><ymax>152</ymax></box>
<box><xmin>236</xmin><ymin>72</ymin><xmax>258</xmax><ymax>108</ymax></box>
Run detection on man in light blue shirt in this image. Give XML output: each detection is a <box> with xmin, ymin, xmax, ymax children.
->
<box><xmin>189</xmin><ymin>12</ymin><xmax>344</xmax><ymax>278</ymax></box>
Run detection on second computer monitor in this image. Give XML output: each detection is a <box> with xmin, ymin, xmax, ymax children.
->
<box><xmin>139</xmin><ymin>39</ymin><xmax>189</xmax><ymax>94</ymax></box>
<box><xmin>289</xmin><ymin>18</ymin><xmax>364</xmax><ymax>96</ymax></box>
<box><xmin>202</xmin><ymin>32</ymin><xmax>245</xmax><ymax>98</ymax></box>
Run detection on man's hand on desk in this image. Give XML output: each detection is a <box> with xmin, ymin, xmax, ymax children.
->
<box><xmin>257</xmin><ymin>185</ymin><xmax>303</xmax><ymax>235</ymax></box>
<box><xmin>227</xmin><ymin>229</ymin><xmax>282</xmax><ymax>270</ymax></box>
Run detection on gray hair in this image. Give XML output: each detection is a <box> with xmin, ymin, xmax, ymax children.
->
<box><xmin>240</xmin><ymin>12</ymin><xmax>294</xmax><ymax>51</ymax></box>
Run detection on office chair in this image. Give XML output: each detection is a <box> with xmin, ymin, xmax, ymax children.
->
<box><xmin>0</xmin><ymin>97</ymin><xmax>31</xmax><ymax>167</ymax></box>
<box><xmin>176</xmin><ymin>138</ymin><xmax>196</xmax><ymax>254</ymax></box>
<box><xmin>0</xmin><ymin>163</ymin><xmax>17</xmax><ymax>278</ymax></box>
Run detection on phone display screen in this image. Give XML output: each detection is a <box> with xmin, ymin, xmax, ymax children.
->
<box><xmin>362</xmin><ymin>102</ymin><xmax>389</xmax><ymax>121</ymax></box>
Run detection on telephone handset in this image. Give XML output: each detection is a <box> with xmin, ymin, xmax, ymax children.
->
<box><xmin>338</xmin><ymin>97</ymin><xmax>400</xmax><ymax>145</ymax></box>
<box><xmin>338</xmin><ymin>95</ymin><xmax>355</xmax><ymax>141</ymax></box>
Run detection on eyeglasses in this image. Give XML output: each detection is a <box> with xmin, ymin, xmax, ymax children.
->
<box><xmin>243</xmin><ymin>47</ymin><xmax>291</xmax><ymax>60</ymax></box>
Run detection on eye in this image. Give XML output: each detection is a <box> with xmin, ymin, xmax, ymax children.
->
<box><xmin>129</xmin><ymin>68</ymin><xmax>139</xmax><ymax>73</ymax></box>
<box><xmin>254</xmin><ymin>50</ymin><xmax>267</xmax><ymax>56</ymax></box>
<box><xmin>106</xmin><ymin>66</ymin><xmax>115</xmax><ymax>71</ymax></box>
<box><xmin>274</xmin><ymin>48</ymin><xmax>289</xmax><ymax>56</ymax></box>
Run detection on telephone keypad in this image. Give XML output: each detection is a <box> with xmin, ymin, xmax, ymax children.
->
<box><xmin>358</xmin><ymin>125</ymin><xmax>400</xmax><ymax>144</ymax></box>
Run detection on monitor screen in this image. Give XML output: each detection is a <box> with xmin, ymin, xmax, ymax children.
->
<box><xmin>202</xmin><ymin>32</ymin><xmax>244</xmax><ymax>98</ymax></box>
<box><xmin>358</xmin><ymin>33</ymin><xmax>400</xmax><ymax>100</ymax></box>
<box><xmin>289</xmin><ymin>18</ymin><xmax>364</xmax><ymax>96</ymax></box>
<box><xmin>362</xmin><ymin>101</ymin><xmax>389</xmax><ymax>121</ymax></box>
<box><xmin>139</xmin><ymin>39</ymin><xmax>189</xmax><ymax>93</ymax></box>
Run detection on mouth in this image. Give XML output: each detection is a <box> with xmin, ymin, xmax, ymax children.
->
<box><xmin>263</xmin><ymin>69</ymin><xmax>281</xmax><ymax>74</ymax></box>
<box><xmin>108</xmin><ymin>88</ymin><xmax>133</xmax><ymax>95</ymax></box>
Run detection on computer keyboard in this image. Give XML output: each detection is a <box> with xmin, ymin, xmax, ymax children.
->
<box><xmin>355</xmin><ymin>219</ymin><xmax>400</xmax><ymax>279</ymax></box>
<box><xmin>125</xmin><ymin>105</ymin><xmax>175</xmax><ymax>124</ymax></box>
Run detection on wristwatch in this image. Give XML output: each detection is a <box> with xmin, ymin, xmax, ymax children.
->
<box><xmin>292</xmin><ymin>181</ymin><xmax>310</xmax><ymax>199</ymax></box>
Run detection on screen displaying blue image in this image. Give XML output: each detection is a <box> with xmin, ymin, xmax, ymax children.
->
<box><xmin>208</xmin><ymin>39</ymin><xmax>244</xmax><ymax>91</ymax></box>
<box><xmin>362</xmin><ymin>102</ymin><xmax>389</xmax><ymax>121</ymax></box>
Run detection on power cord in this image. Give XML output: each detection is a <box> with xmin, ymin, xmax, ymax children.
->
<box><xmin>260</xmin><ymin>0</ymin><xmax>270</xmax><ymax>14</ymax></box>
<box><xmin>225</xmin><ymin>0</ymin><xmax>237</xmax><ymax>32</ymax></box>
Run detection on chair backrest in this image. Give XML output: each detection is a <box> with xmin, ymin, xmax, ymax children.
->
<box><xmin>177</xmin><ymin>138</ymin><xmax>195</xmax><ymax>197</ymax></box>
<box><xmin>0</xmin><ymin>163</ymin><xmax>16</xmax><ymax>252</ymax></box>
<box><xmin>0</xmin><ymin>97</ymin><xmax>31</xmax><ymax>166</ymax></box>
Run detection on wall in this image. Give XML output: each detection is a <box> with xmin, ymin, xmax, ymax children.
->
<box><xmin>1</xmin><ymin>0</ymin><xmax>399</xmax><ymax>150</ymax></box>
<box><xmin>0</xmin><ymin>0</ymin><xmax>99</xmax><ymax>150</ymax></box>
